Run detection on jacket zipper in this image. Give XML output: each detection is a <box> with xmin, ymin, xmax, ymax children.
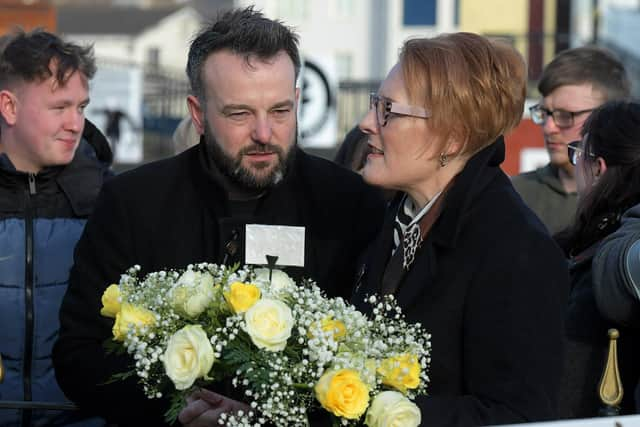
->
<box><xmin>22</xmin><ymin>173</ymin><xmax>36</xmax><ymax>427</ymax></box>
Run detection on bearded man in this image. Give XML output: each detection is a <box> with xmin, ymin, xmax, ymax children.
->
<box><xmin>52</xmin><ymin>7</ymin><xmax>385</xmax><ymax>427</ymax></box>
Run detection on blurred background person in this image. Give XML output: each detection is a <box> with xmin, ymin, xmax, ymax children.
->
<box><xmin>171</xmin><ymin>114</ymin><xmax>199</xmax><ymax>155</ymax></box>
<box><xmin>352</xmin><ymin>32</ymin><xmax>569</xmax><ymax>426</ymax></box>
<box><xmin>0</xmin><ymin>29</ymin><xmax>111</xmax><ymax>427</ymax></box>
<box><xmin>93</xmin><ymin>97</ymin><xmax>138</xmax><ymax>160</ymax></box>
<box><xmin>594</xmin><ymin>190</ymin><xmax>640</xmax><ymax>414</ymax></box>
<box><xmin>556</xmin><ymin>100</ymin><xmax>640</xmax><ymax>418</ymax></box>
<box><xmin>334</xmin><ymin>124</ymin><xmax>396</xmax><ymax>201</ymax></box>
<box><xmin>512</xmin><ymin>47</ymin><xmax>630</xmax><ymax>235</ymax></box>
<box><xmin>334</xmin><ymin>124</ymin><xmax>369</xmax><ymax>173</ymax></box>
<box><xmin>594</xmin><ymin>201</ymin><xmax>640</xmax><ymax>329</ymax></box>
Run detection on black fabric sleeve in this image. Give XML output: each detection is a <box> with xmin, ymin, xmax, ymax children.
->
<box><xmin>593</xmin><ymin>205</ymin><xmax>640</xmax><ymax>328</ymax></box>
<box><xmin>52</xmin><ymin>181</ymin><xmax>172</xmax><ymax>426</ymax></box>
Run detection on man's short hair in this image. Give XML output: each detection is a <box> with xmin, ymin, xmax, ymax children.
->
<box><xmin>0</xmin><ymin>28</ymin><xmax>95</xmax><ymax>90</ymax></box>
<box><xmin>538</xmin><ymin>46</ymin><xmax>630</xmax><ymax>100</ymax></box>
<box><xmin>186</xmin><ymin>6</ymin><xmax>301</xmax><ymax>103</ymax></box>
<box><xmin>0</xmin><ymin>33</ymin><xmax>14</xmax><ymax>54</ymax></box>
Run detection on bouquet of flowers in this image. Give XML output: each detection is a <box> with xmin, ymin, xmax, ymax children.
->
<box><xmin>100</xmin><ymin>263</ymin><xmax>431</xmax><ymax>426</ymax></box>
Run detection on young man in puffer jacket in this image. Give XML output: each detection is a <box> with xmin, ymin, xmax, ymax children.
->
<box><xmin>0</xmin><ymin>29</ymin><xmax>112</xmax><ymax>427</ymax></box>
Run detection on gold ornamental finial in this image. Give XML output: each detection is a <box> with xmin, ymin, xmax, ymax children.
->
<box><xmin>598</xmin><ymin>329</ymin><xmax>623</xmax><ymax>409</ymax></box>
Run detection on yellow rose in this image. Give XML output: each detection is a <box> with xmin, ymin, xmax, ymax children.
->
<box><xmin>308</xmin><ymin>317</ymin><xmax>347</xmax><ymax>341</ymax></box>
<box><xmin>100</xmin><ymin>284</ymin><xmax>121</xmax><ymax>318</ymax></box>
<box><xmin>224</xmin><ymin>281</ymin><xmax>261</xmax><ymax>313</ymax></box>
<box><xmin>170</xmin><ymin>270</ymin><xmax>215</xmax><ymax>317</ymax></box>
<box><xmin>377</xmin><ymin>354</ymin><xmax>421</xmax><ymax>393</ymax></box>
<box><xmin>112</xmin><ymin>303</ymin><xmax>156</xmax><ymax>341</ymax></box>
<box><xmin>364</xmin><ymin>391</ymin><xmax>421</xmax><ymax>427</ymax></box>
<box><xmin>244</xmin><ymin>298</ymin><xmax>294</xmax><ymax>351</ymax></box>
<box><xmin>315</xmin><ymin>369</ymin><xmax>370</xmax><ymax>419</ymax></box>
<box><xmin>162</xmin><ymin>324</ymin><xmax>215</xmax><ymax>390</ymax></box>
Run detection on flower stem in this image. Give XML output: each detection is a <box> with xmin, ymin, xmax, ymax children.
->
<box><xmin>292</xmin><ymin>383</ymin><xmax>312</xmax><ymax>390</ymax></box>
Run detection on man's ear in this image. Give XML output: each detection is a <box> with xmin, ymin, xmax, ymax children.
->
<box><xmin>0</xmin><ymin>90</ymin><xmax>18</xmax><ymax>126</ymax></box>
<box><xmin>186</xmin><ymin>95</ymin><xmax>205</xmax><ymax>135</ymax></box>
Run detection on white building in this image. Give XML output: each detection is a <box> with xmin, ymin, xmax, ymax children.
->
<box><xmin>234</xmin><ymin>0</ymin><xmax>458</xmax><ymax>81</ymax></box>
<box><xmin>57</xmin><ymin>3</ymin><xmax>218</xmax><ymax>75</ymax></box>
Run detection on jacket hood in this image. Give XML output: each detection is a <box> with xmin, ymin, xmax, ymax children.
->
<box><xmin>81</xmin><ymin>118</ymin><xmax>114</xmax><ymax>166</ymax></box>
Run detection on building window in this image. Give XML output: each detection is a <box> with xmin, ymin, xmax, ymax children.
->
<box><xmin>403</xmin><ymin>0</ymin><xmax>436</xmax><ymax>26</ymax></box>
<box><xmin>454</xmin><ymin>0</ymin><xmax>460</xmax><ymax>26</ymax></box>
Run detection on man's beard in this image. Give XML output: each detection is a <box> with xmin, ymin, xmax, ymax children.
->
<box><xmin>204</xmin><ymin>119</ymin><xmax>295</xmax><ymax>191</ymax></box>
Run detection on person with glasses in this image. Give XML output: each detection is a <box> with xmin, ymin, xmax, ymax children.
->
<box><xmin>512</xmin><ymin>46</ymin><xmax>630</xmax><ymax>235</ymax></box>
<box><xmin>351</xmin><ymin>32</ymin><xmax>569</xmax><ymax>426</ymax></box>
<box><xmin>553</xmin><ymin>101</ymin><xmax>640</xmax><ymax>418</ymax></box>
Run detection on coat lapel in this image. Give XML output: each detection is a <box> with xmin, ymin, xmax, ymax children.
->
<box><xmin>395</xmin><ymin>236</ymin><xmax>439</xmax><ymax>310</ymax></box>
<box><xmin>352</xmin><ymin>206</ymin><xmax>396</xmax><ymax>310</ymax></box>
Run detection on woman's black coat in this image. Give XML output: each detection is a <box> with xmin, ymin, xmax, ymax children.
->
<box><xmin>353</xmin><ymin>138</ymin><xmax>569</xmax><ymax>426</ymax></box>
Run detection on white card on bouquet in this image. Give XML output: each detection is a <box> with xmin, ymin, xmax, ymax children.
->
<box><xmin>245</xmin><ymin>224</ymin><xmax>305</xmax><ymax>267</ymax></box>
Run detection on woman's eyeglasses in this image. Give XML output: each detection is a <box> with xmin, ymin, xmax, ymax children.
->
<box><xmin>369</xmin><ymin>93</ymin><xmax>430</xmax><ymax>127</ymax></box>
<box><xmin>567</xmin><ymin>140</ymin><xmax>595</xmax><ymax>165</ymax></box>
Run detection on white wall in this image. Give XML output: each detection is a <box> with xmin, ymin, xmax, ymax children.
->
<box><xmin>236</xmin><ymin>0</ymin><xmax>373</xmax><ymax>80</ymax></box>
<box><xmin>134</xmin><ymin>6</ymin><xmax>203</xmax><ymax>75</ymax></box>
<box><xmin>66</xmin><ymin>6</ymin><xmax>202</xmax><ymax>74</ymax></box>
<box><xmin>237</xmin><ymin>0</ymin><xmax>458</xmax><ymax>81</ymax></box>
<box><xmin>66</xmin><ymin>34</ymin><xmax>135</xmax><ymax>66</ymax></box>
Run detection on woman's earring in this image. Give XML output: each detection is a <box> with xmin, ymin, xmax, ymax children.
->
<box><xmin>439</xmin><ymin>153</ymin><xmax>449</xmax><ymax>167</ymax></box>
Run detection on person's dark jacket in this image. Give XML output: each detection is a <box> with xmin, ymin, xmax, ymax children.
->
<box><xmin>334</xmin><ymin>125</ymin><xmax>368</xmax><ymax>172</ymax></box>
<box><xmin>52</xmin><ymin>142</ymin><xmax>385</xmax><ymax>426</ymax></box>
<box><xmin>560</xmin><ymin>241</ymin><xmax>640</xmax><ymax>418</ymax></box>
<box><xmin>0</xmin><ymin>119</ymin><xmax>112</xmax><ymax>427</ymax></box>
<box><xmin>353</xmin><ymin>138</ymin><xmax>569</xmax><ymax>426</ymax></box>
<box><xmin>593</xmin><ymin>203</ymin><xmax>640</xmax><ymax>327</ymax></box>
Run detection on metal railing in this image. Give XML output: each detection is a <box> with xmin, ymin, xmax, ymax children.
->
<box><xmin>336</xmin><ymin>80</ymin><xmax>379</xmax><ymax>139</ymax></box>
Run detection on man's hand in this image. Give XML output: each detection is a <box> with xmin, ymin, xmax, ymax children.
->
<box><xmin>178</xmin><ymin>388</ymin><xmax>251</xmax><ymax>427</ymax></box>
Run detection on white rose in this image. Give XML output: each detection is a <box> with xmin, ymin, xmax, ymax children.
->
<box><xmin>170</xmin><ymin>270</ymin><xmax>215</xmax><ymax>317</ymax></box>
<box><xmin>244</xmin><ymin>298</ymin><xmax>294</xmax><ymax>351</ymax></box>
<box><xmin>162</xmin><ymin>324</ymin><xmax>215</xmax><ymax>390</ymax></box>
<box><xmin>253</xmin><ymin>268</ymin><xmax>295</xmax><ymax>292</ymax></box>
<box><xmin>365</xmin><ymin>391</ymin><xmax>421</xmax><ymax>427</ymax></box>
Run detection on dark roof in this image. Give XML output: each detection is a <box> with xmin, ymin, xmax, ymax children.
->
<box><xmin>189</xmin><ymin>0</ymin><xmax>234</xmax><ymax>20</ymax></box>
<box><xmin>57</xmin><ymin>5</ymin><xmax>186</xmax><ymax>35</ymax></box>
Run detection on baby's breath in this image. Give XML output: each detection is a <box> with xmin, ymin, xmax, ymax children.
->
<box><xmin>107</xmin><ymin>264</ymin><xmax>431</xmax><ymax>426</ymax></box>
